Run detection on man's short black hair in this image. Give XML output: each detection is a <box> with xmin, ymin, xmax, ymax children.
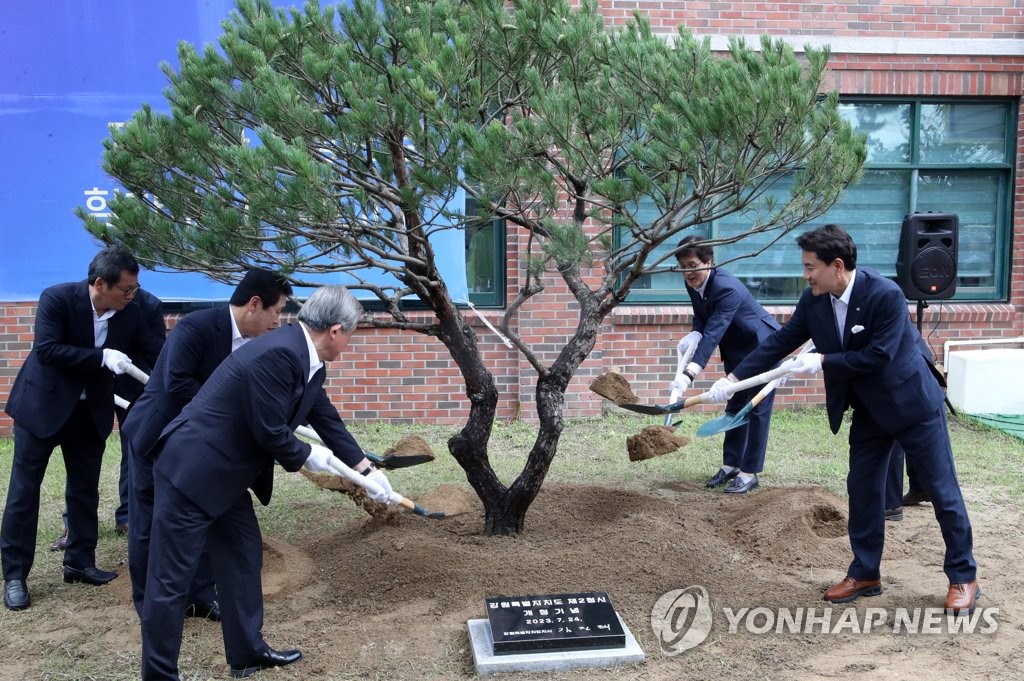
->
<box><xmin>796</xmin><ymin>224</ymin><xmax>858</xmax><ymax>270</ymax></box>
<box><xmin>88</xmin><ymin>247</ymin><xmax>139</xmax><ymax>285</ymax></box>
<box><xmin>676</xmin><ymin>235</ymin><xmax>714</xmax><ymax>264</ymax></box>
<box><xmin>230</xmin><ymin>268</ymin><xmax>293</xmax><ymax>309</ymax></box>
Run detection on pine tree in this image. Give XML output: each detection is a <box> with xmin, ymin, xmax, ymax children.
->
<box><xmin>80</xmin><ymin>0</ymin><xmax>865</xmax><ymax>534</ymax></box>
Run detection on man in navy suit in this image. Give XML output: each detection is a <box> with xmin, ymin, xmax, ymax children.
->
<box><xmin>50</xmin><ymin>287</ymin><xmax>166</xmax><ymax>552</ymax></box>
<box><xmin>140</xmin><ymin>284</ymin><xmax>395</xmax><ymax>680</ymax></box>
<box><xmin>122</xmin><ymin>268</ymin><xmax>293</xmax><ymax>623</ymax></box>
<box><xmin>673</xmin><ymin>236</ymin><xmax>780</xmax><ymax>494</ymax></box>
<box><xmin>708</xmin><ymin>225</ymin><xmax>979</xmax><ymax>615</ymax></box>
<box><xmin>2</xmin><ymin>247</ymin><xmax>163</xmax><ymax>611</ymax></box>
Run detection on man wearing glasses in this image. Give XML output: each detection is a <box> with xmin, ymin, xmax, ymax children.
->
<box><xmin>2</xmin><ymin>247</ymin><xmax>163</xmax><ymax>611</ymax></box>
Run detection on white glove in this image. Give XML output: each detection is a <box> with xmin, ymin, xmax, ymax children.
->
<box><xmin>101</xmin><ymin>348</ymin><xmax>133</xmax><ymax>375</ymax></box>
<box><xmin>304</xmin><ymin>443</ymin><xmax>342</xmax><ymax>474</ymax></box>
<box><xmin>669</xmin><ymin>375</ymin><xmax>692</xmax><ymax>394</ymax></box>
<box><xmin>784</xmin><ymin>353</ymin><xmax>823</xmax><ymax>375</ymax></box>
<box><xmin>364</xmin><ymin>468</ymin><xmax>394</xmax><ymax>504</ymax></box>
<box><xmin>706</xmin><ymin>377</ymin><xmax>736</xmax><ymax>403</ymax></box>
<box><xmin>677</xmin><ymin>331</ymin><xmax>702</xmax><ymax>355</ymax></box>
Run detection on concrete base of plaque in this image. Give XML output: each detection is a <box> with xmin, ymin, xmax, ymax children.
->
<box><xmin>467</xmin><ymin>614</ymin><xmax>645</xmax><ymax>677</ymax></box>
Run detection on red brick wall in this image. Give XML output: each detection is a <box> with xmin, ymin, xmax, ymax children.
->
<box><xmin>2</xmin><ymin>0</ymin><xmax>1022</xmax><ymax>434</ymax></box>
<box><xmin>603</xmin><ymin>0</ymin><xmax>1023</xmax><ymax>38</ymax></box>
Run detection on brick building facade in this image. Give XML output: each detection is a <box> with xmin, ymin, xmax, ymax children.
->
<box><xmin>1</xmin><ymin>0</ymin><xmax>1022</xmax><ymax>433</ymax></box>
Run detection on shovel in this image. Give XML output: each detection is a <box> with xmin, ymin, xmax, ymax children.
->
<box><xmin>324</xmin><ymin>457</ymin><xmax>448</xmax><ymax>519</ymax></box>
<box><xmin>294</xmin><ymin>424</ymin><xmax>434</xmax><ymax>470</ymax></box>
<box><xmin>696</xmin><ymin>341</ymin><xmax>816</xmax><ymax>437</ymax></box>
<box><xmin>619</xmin><ymin>364</ymin><xmax>797</xmax><ymax>416</ymax></box>
<box><xmin>664</xmin><ymin>342</ymin><xmax>698</xmax><ymax>427</ymax></box>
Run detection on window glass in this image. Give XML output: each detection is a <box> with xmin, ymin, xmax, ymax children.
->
<box><xmin>839</xmin><ymin>102</ymin><xmax>911</xmax><ymax>164</ymax></box>
<box><xmin>920</xmin><ymin>103</ymin><xmax>1008</xmax><ymax>164</ymax></box>
<box><xmin>916</xmin><ymin>171</ymin><xmax>1001</xmax><ymax>289</ymax></box>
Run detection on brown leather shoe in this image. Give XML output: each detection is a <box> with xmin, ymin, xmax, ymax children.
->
<box><xmin>50</xmin><ymin>528</ymin><xmax>68</xmax><ymax>552</ymax></box>
<box><xmin>945</xmin><ymin>581</ymin><xmax>981</xmax><ymax>616</ymax></box>
<box><xmin>823</xmin><ymin>576</ymin><xmax>882</xmax><ymax>603</ymax></box>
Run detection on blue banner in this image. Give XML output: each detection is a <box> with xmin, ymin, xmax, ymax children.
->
<box><xmin>0</xmin><ymin>0</ymin><xmax>468</xmax><ymax>302</ymax></box>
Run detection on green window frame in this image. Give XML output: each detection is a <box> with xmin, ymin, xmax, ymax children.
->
<box><xmin>621</xmin><ymin>97</ymin><xmax>1017</xmax><ymax>304</ymax></box>
<box><xmin>464</xmin><ymin>195</ymin><xmax>506</xmax><ymax>308</ymax></box>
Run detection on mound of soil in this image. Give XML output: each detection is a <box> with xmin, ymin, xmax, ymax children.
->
<box><xmin>415</xmin><ymin>483</ymin><xmax>473</xmax><ymax>517</ymax></box>
<box><xmin>589</xmin><ymin>371</ymin><xmax>639</xmax><ymax>405</ymax></box>
<box><xmin>627</xmin><ymin>425</ymin><xmax>690</xmax><ymax>461</ymax></box>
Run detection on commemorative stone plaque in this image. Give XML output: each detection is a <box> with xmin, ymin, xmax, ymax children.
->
<box><xmin>484</xmin><ymin>591</ymin><xmax>626</xmax><ymax>655</ymax></box>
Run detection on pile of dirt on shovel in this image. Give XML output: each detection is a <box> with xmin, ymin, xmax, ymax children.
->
<box><xmin>626</xmin><ymin>425</ymin><xmax>690</xmax><ymax>461</ymax></box>
<box><xmin>299</xmin><ymin>468</ymin><xmax>401</xmax><ymax>523</ymax></box>
<box><xmin>589</xmin><ymin>371</ymin><xmax>639</xmax><ymax>405</ymax></box>
<box><xmin>383</xmin><ymin>435</ymin><xmax>436</xmax><ymax>462</ymax></box>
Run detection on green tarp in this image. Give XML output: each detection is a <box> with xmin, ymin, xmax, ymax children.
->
<box><xmin>965</xmin><ymin>414</ymin><xmax>1024</xmax><ymax>442</ymax></box>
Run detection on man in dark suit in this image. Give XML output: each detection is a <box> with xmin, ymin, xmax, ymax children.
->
<box><xmin>707</xmin><ymin>224</ymin><xmax>979</xmax><ymax>615</ymax></box>
<box><xmin>123</xmin><ymin>268</ymin><xmax>292</xmax><ymax>623</ymax></box>
<box><xmin>2</xmin><ymin>247</ymin><xmax>163</xmax><ymax>611</ymax></box>
<box><xmin>50</xmin><ymin>288</ymin><xmax>166</xmax><ymax>552</ymax></box>
<box><xmin>140</xmin><ymin>284</ymin><xmax>395</xmax><ymax>680</ymax></box>
<box><xmin>673</xmin><ymin>236</ymin><xmax>780</xmax><ymax>494</ymax></box>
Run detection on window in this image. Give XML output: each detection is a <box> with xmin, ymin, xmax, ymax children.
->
<box><xmin>622</xmin><ymin>98</ymin><xmax>1016</xmax><ymax>303</ymax></box>
<box><xmin>464</xmin><ymin>195</ymin><xmax>505</xmax><ymax>307</ymax></box>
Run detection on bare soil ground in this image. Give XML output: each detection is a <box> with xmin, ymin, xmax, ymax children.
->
<box><xmin>1</xmin><ymin>477</ymin><xmax>1020</xmax><ymax>680</ymax></box>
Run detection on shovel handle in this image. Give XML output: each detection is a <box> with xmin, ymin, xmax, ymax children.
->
<box><xmin>747</xmin><ymin>379</ymin><xmax>781</xmax><ymax>407</ymax></box>
<box><xmin>750</xmin><ymin>340</ymin><xmax>815</xmax><ymax>404</ymax></box>
<box><xmin>124</xmin><ymin>364</ymin><xmax>150</xmax><ymax>385</ymax></box>
<box><xmin>295</xmin><ymin>424</ymin><xmax>392</xmax><ymax>467</ymax></box>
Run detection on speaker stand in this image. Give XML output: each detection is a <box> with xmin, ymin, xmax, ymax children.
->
<box><xmin>914</xmin><ymin>298</ymin><xmax>956</xmax><ymax>416</ymax></box>
<box><xmin>915</xmin><ymin>299</ymin><xmax>928</xmax><ymax>334</ymax></box>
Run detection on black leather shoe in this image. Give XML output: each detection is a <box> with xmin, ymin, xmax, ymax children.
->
<box><xmin>186</xmin><ymin>600</ymin><xmax>222</xmax><ymax>622</ymax></box>
<box><xmin>706</xmin><ymin>468</ymin><xmax>739</xmax><ymax>488</ymax></box>
<box><xmin>902</xmin><ymin>489</ymin><xmax>931</xmax><ymax>506</ymax></box>
<box><xmin>724</xmin><ymin>474</ymin><xmax>759</xmax><ymax>495</ymax></box>
<box><xmin>63</xmin><ymin>565</ymin><xmax>118</xmax><ymax>586</ymax></box>
<box><xmin>4</xmin><ymin>579</ymin><xmax>30</xmax><ymax>611</ymax></box>
<box><xmin>230</xmin><ymin>648</ymin><xmax>303</xmax><ymax>678</ymax></box>
<box><xmin>50</xmin><ymin>528</ymin><xmax>68</xmax><ymax>552</ymax></box>
<box><xmin>885</xmin><ymin>507</ymin><xmax>904</xmax><ymax>522</ymax></box>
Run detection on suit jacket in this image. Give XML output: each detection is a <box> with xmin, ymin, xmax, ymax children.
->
<box><xmin>122</xmin><ymin>305</ymin><xmax>232</xmax><ymax>460</ymax></box>
<box><xmin>114</xmin><ymin>288</ymin><xmax>166</xmax><ymax>405</ymax></box>
<box><xmin>688</xmin><ymin>268</ymin><xmax>780</xmax><ymax>373</ymax></box>
<box><xmin>4</xmin><ymin>280</ymin><xmax>159</xmax><ymax>439</ymax></box>
<box><xmin>152</xmin><ymin>323</ymin><xmax>365</xmax><ymax>517</ymax></box>
<box><xmin>731</xmin><ymin>267</ymin><xmax>945</xmax><ymax>435</ymax></box>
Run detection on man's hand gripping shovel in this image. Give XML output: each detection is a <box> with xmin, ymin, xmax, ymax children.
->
<box><xmin>664</xmin><ymin>342</ymin><xmax>697</xmax><ymax>426</ymax></box>
<box><xmin>695</xmin><ymin>341</ymin><xmax>816</xmax><ymax>437</ymax></box>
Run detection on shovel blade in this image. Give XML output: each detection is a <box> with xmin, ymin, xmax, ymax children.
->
<box><xmin>619</xmin><ymin>398</ymin><xmax>687</xmax><ymax>416</ymax></box>
<box><xmin>696</xmin><ymin>406</ymin><xmax>753</xmax><ymax>438</ymax></box>
<box><xmin>366</xmin><ymin>452</ymin><xmax>434</xmax><ymax>469</ymax></box>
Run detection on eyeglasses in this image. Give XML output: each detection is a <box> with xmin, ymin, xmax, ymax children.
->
<box><xmin>111</xmin><ymin>282</ymin><xmax>140</xmax><ymax>298</ymax></box>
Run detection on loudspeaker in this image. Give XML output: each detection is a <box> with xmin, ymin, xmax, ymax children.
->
<box><xmin>895</xmin><ymin>212</ymin><xmax>958</xmax><ymax>300</ymax></box>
